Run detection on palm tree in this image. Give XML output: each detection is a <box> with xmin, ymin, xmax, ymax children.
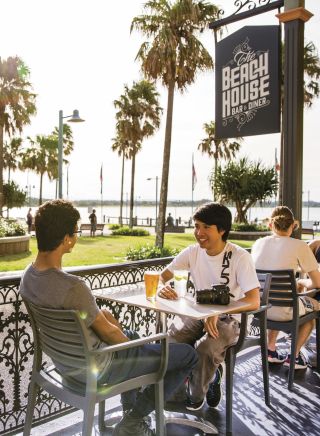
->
<box><xmin>21</xmin><ymin>134</ymin><xmax>57</xmax><ymax>205</ymax></box>
<box><xmin>0</xmin><ymin>56</ymin><xmax>36</xmax><ymax>215</ymax></box>
<box><xmin>114</xmin><ymin>80</ymin><xmax>162</xmax><ymax>228</ymax></box>
<box><xmin>3</xmin><ymin>137</ymin><xmax>23</xmax><ymax>183</ymax></box>
<box><xmin>111</xmin><ymin>133</ymin><xmax>131</xmax><ymax>226</ymax></box>
<box><xmin>198</xmin><ymin>121</ymin><xmax>242</xmax><ymax>200</ymax></box>
<box><xmin>131</xmin><ymin>0</ymin><xmax>219</xmax><ymax>247</ymax></box>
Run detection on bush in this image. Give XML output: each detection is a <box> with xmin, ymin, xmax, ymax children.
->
<box><xmin>111</xmin><ymin>226</ymin><xmax>150</xmax><ymax>236</ymax></box>
<box><xmin>126</xmin><ymin>244</ymin><xmax>180</xmax><ymax>261</ymax></box>
<box><xmin>0</xmin><ymin>218</ymin><xmax>26</xmax><ymax>237</ymax></box>
<box><xmin>109</xmin><ymin>223</ymin><xmax>121</xmax><ymax>230</ymax></box>
<box><xmin>232</xmin><ymin>223</ymin><xmax>269</xmax><ymax>232</ymax></box>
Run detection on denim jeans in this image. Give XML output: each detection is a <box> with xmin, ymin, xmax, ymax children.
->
<box><xmin>100</xmin><ymin>330</ymin><xmax>198</xmax><ymax>417</ymax></box>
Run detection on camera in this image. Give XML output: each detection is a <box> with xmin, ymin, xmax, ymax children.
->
<box><xmin>196</xmin><ymin>284</ymin><xmax>231</xmax><ymax>305</ymax></box>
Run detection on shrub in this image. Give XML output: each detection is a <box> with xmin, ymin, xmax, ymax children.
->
<box><xmin>0</xmin><ymin>218</ymin><xmax>26</xmax><ymax>237</ymax></box>
<box><xmin>111</xmin><ymin>226</ymin><xmax>150</xmax><ymax>236</ymax></box>
<box><xmin>109</xmin><ymin>223</ymin><xmax>121</xmax><ymax>230</ymax></box>
<box><xmin>126</xmin><ymin>244</ymin><xmax>179</xmax><ymax>261</ymax></box>
<box><xmin>232</xmin><ymin>223</ymin><xmax>269</xmax><ymax>232</ymax></box>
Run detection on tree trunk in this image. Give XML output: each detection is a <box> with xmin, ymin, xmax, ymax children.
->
<box><xmin>155</xmin><ymin>80</ymin><xmax>175</xmax><ymax>248</ymax></box>
<box><xmin>129</xmin><ymin>153</ymin><xmax>136</xmax><ymax>228</ymax></box>
<box><xmin>213</xmin><ymin>152</ymin><xmax>218</xmax><ymax>202</ymax></box>
<box><xmin>0</xmin><ymin>124</ymin><xmax>4</xmax><ymax>217</ymax></box>
<box><xmin>120</xmin><ymin>152</ymin><xmax>125</xmax><ymax>225</ymax></box>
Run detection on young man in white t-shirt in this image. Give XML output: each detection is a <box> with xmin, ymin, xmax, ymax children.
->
<box><xmin>159</xmin><ymin>202</ymin><xmax>260</xmax><ymax>411</ymax></box>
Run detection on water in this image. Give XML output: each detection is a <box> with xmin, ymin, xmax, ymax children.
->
<box><xmin>7</xmin><ymin>205</ymin><xmax>320</xmax><ymax>225</ymax></box>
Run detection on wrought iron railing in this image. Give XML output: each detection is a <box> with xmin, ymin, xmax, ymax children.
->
<box><xmin>0</xmin><ymin>258</ymin><xmax>172</xmax><ymax>435</ymax></box>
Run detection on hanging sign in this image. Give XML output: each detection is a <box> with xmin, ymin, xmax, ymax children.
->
<box><xmin>215</xmin><ymin>26</ymin><xmax>280</xmax><ymax>139</ymax></box>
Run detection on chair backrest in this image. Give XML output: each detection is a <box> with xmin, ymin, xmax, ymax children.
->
<box><xmin>256</xmin><ymin>269</ymin><xmax>298</xmax><ymax>308</ymax></box>
<box><xmin>256</xmin><ymin>272</ymin><xmax>271</xmax><ymax>307</ymax></box>
<box><xmin>24</xmin><ymin>299</ymin><xmax>93</xmax><ymax>370</ymax></box>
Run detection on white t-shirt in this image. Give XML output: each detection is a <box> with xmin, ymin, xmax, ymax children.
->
<box><xmin>167</xmin><ymin>242</ymin><xmax>260</xmax><ymax>301</ymax></box>
<box><xmin>251</xmin><ymin>235</ymin><xmax>319</xmax><ymax>274</ymax></box>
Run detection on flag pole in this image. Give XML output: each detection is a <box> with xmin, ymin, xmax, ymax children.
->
<box><xmin>191</xmin><ymin>153</ymin><xmax>194</xmax><ymax>216</ymax></box>
<box><xmin>100</xmin><ymin>164</ymin><xmax>103</xmax><ymax>223</ymax></box>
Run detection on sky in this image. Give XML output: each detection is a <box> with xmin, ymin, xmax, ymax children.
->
<box><xmin>2</xmin><ymin>0</ymin><xmax>320</xmax><ymax>203</ymax></box>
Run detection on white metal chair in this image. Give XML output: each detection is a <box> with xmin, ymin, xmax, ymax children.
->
<box><xmin>23</xmin><ymin>299</ymin><xmax>168</xmax><ymax>436</ymax></box>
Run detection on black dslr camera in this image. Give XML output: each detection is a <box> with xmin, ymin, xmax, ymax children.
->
<box><xmin>196</xmin><ymin>284</ymin><xmax>231</xmax><ymax>305</ymax></box>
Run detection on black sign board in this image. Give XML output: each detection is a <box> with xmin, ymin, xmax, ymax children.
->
<box><xmin>215</xmin><ymin>26</ymin><xmax>280</xmax><ymax>139</ymax></box>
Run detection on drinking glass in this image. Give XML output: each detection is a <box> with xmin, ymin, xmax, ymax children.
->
<box><xmin>173</xmin><ymin>270</ymin><xmax>188</xmax><ymax>298</ymax></box>
<box><xmin>144</xmin><ymin>271</ymin><xmax>160</xmax><ymax>302</ymax></box>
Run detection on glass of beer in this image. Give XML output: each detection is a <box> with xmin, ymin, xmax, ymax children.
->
<box><xmin>144</xmin><ymin>271</ymin><xmax>160</xmax><ymax>302</ymax></box>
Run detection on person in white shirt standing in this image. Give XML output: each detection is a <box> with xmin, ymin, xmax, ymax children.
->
<box><xmin>159</xmin><ymin>202</ymin><xmax>260</xmax><ymax>411</ymax></box>
<box><xmin>251</xmin><ymin>206</ymin><xmax>320</xmax><ymax>369</ymax></box>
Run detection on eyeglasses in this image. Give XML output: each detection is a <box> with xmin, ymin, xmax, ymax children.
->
<box><xmin>72</xmin><ymin>230</ymin><xmax>81</xmax><ymax>236</ymax></box>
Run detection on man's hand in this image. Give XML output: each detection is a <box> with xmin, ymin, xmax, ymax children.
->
<box><xmin>204</xmin><ymin>315</ymin><xmax>219</xmax><ymax>339</ymax></box>
<box><xmin>158</xmin><ymin>284</ymin><xmax>178</xmax><ymax>300</ymax></box>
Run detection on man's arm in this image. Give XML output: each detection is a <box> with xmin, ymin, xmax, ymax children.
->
<box><xmin>91</xmin><ymin>310</ymin><xmax>129</xmax><ymax>344</ymax></box>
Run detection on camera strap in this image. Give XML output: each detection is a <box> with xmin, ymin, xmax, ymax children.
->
<box><xmin>220</xmin><ymin>248</ymin><xmax>232</xmax><ymax>286</ymax></box>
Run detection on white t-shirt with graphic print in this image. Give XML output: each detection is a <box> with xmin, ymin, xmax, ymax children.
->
<box><xmin>166</xmin><ymin>242</ymin><xmax>260</xmax><ymax>301</ymax></box>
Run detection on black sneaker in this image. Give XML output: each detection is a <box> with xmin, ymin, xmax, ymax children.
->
<box><xmin>185</xmin><ymin>396</ymin><xmax>205</xmax><ymax>411</ymax></box>
<box><xmin>113</xmin><ymin>410</ymin><xmax>155</xmax><ymax>436</ymax></box>
<box><xmin>206</xmin><ymin>364</ymin><xmax>223</xmax><ymax>408</ymax></box>
<box><xmin>284</xmin><ymin>352</ymin><xmax>308</xmax><ymax>369</ymax></box>
<box><xmin>268</xmin><ymin>349</ymin><xmax>286</xmax><ymax>363</ymax></box>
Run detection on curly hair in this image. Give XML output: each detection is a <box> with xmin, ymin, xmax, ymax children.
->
<box><xmin>270</xmin><ymin>206</ymin><xmax>295</xmax><ymax>232</ymax></box>
<box><xmin>193</xmin><ymin>202</ymin><xmax>232</xmax><ymax>241</ymax></box>
<box><xmin>35</xmin><ymin>200</ymin><xmax>80</xmax><ymax>251</ymax></box>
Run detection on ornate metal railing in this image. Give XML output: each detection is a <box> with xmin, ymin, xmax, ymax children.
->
<box><xmin>0</xmin><ymin>258</ymin><xmax>172</xmax><ymax>435</ymax></box>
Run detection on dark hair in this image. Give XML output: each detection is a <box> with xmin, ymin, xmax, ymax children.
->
<box><xmin>193</xmin><ymin>202</ymin><xmax>232</xmax><ymax>241</ymax></box>
<box><xmin>35</xmin><ymin>200</ymin><xmax>80</xmax><ymax>251</ymax></box>
<box><xmin>271</xmin><ymin>206</ymin><xmax>294</xmax><ymax>232</ymax></box>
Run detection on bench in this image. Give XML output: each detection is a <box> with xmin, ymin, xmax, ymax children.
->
<box><xmin>301</xmin><ymin>228</ymin><xmax>314</xmax><ymax>238</ymax></box>
<box><xmin>164</xmin><ymin>225</ymin><xmax>185</xmax><ymax>233</ymax></box>
<box><xmin>79</xmin><ymin>223</ymin><xmax>105</xmax><ymax>236</ymax></box>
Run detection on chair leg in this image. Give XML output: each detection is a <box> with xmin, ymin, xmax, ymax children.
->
<box><xmin>316</xmin><ymin>318</ymin><xmax>320</xmax><ymax>373</ymax></box>
<box><xmin>98</xmin><ymin>400</ymin><xmax>106</xmax><ymax>432</ymax></box>
<box><xmin>23</xmin><ymin>379</ymin><xmax>39</xmax><ymax>436</ymax></box>
<box><xmin>155</xmin><ymin>380</ymin><xmax>165</xmax><ymax>436</ymax></box>
<box><xmin>260</xmin><ymin>318</ymin><xmax>270</xmax><ymax>405</ymax></box>
<box><xmin>225</xmin><ymin>350</ymin><xmax>236</xmax><ymax>436</ymax></box>
<box><xmin>82</xmin><ymin>399</ymin><xmax>96</xmax><ymax>436</ymax></box>
<box><xmin>288</xmin><ymin>325</ymin><xmax>299</xmax><ymax>390</ymax></box>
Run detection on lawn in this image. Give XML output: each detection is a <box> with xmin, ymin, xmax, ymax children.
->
<box><xmin>0</xmin><ymin>233</ymin><xmax>254</xmax><ymax>272</ymax></box>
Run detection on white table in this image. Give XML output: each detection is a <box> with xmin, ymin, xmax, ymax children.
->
<box><xmin>94</xmin><ymin>285</ymin><xmax>251</xmax><ymax>435</ymax></box>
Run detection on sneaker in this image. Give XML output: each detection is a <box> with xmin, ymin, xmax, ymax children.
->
<box><xmin>113</xmin><ymin>411</ymin><xmax>155</xmax><ymax>436</ymax></box>
<box><xmin>185</xmin><ymin>396</ymin><xmax>205</xmax><ymax>411</ymax></box>
<box><xmin>284</xmin><ymin>352</ymin><xmax>308</xmax><ymax>369</ymax></box>
<box><xmin>268</xmin><ymin>349</ymin><xmax>286</xmax><ymax>363</ymax></box>
<box><xmin>206</xmin><ymin>364</ymin><xmax>223</xmax><ymax>408</ymax></box>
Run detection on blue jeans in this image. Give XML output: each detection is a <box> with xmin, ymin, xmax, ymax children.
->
<box><xmin>100</xmin><ymin>330</ymin><xmax>198</xmax><ymax>417</ymax></box>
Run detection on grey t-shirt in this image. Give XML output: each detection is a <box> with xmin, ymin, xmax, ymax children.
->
<box><xmin>19</xmin><ymin>264</ymin><xmax>112</xmax><ymax>381</ymax></box>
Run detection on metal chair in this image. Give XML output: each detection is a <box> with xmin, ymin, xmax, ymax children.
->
<box><xmin>225</xmin><ymin>272</ymin><xmax>272</xmax><ymax>435</ymax></box>
<box><xmin>256</xmin><ymin>268</ymin><xmax>320</xmax><ymax>390</ymax></box>
<box><xmin>23</xmin><ymin>300</ymin><xmax>168</xmax><ymax>436</ymax></box>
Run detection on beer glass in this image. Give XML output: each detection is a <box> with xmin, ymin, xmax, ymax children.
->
<box><xmin>144</xmin><ymin>271</ymin><xmax>160</xmax><ymax>302</ymax></box>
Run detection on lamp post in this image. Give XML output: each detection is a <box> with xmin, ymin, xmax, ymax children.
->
<box><xmin>58</xmin><ymin>109</ymin><xmax>84</xmax><ymax>199</ymax></box>
<box><xmin>147</xmin><ymin>176</ymin><xmax>158</xmax><ymax>226</ymax></box>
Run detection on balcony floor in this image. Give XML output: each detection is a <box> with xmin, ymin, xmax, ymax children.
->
<box><xmin>17</xmin><ymin>335</ymin><xmax>319</xmax><ymax>436</ymax></box>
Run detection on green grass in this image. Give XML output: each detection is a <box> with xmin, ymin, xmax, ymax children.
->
<box><xmin>0</xmin><ymin>234</ymin><xmax>254</xmax><ymax>272</ymax></box>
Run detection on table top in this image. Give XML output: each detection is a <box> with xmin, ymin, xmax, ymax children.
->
<box><xmin>94</xmin><ymin>286</ymin><xmax>251</xmax><ymax>320</ymax></box>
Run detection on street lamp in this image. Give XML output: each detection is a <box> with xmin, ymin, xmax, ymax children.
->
<box><xmin>147</xmin><ymin>176</ymin><xmax>158</xmax><ymax>226</ymax></box>
<box><xmin>58</xmin><ymin>109</ymin><xmax>84</xmax><ymax>199</ymax></box>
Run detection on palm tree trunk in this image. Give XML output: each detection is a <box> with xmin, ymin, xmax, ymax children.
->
<box><xmin>129</xmin><ymin>153</ymin><xmax>136</xmax><ymax>228</ymax></box>
<box><xmin>120</xmin><ymin>152</ymin><xmax>125</xmax><ymax>225</ymax></box>
<box><xmin>0</xmin><ymin>124</ymin><xmax>4</xmax><ymax>217</ymax></box>
<box><xmin>39</xmin><ymin>173</ymin><xmax>43</xmax><ymax>205</ymax></box>
<box><xmin>156</xmin><ymin>80</ymin><xmax>175</xmax><ymax>248</ymax></box>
